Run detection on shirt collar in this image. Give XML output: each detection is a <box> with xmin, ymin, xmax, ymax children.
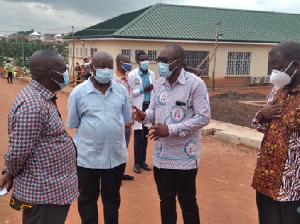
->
<box><xmin>115</xmin><ymin>71</ymin><xmax>126</xmax><ymax>79</ymax></box>
<box><xmin>162</xmin><ymin>68</ymin><xmax>186</xmax><ymax>86</ymax></box>
<box><xmin>138</xmin><ymin>67</ymin><xmax>149</xmax><ymax>76</ymax></box>
<box><xmin>29</xmin><ymin>80</ymin><xmax>55</xmax><ymax>101</ymax></box>
<box><xmin>86</xmin><ymin>78</ymin><xmax>115</xmax><ymax>94</ymax></box>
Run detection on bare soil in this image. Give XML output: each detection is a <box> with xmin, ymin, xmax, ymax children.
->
<box><xmin>0</xmin><ymin>80</ymin><xmax>272</xmax><ymax>224</ymax></box>
<box><xmin>210</xmin><ymin>90</ymin><xmax>268</xmax><ymax>127</ymax></box>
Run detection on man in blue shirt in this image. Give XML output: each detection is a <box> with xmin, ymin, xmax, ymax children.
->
<box><xmin>128</xmin><ymin>51</ymin><xmax>156</xmax><ymax>173</ymax></box>
<box><xmin>66</xmin><ymin>51</ymin><xmax>131</xmax><ymax>224</ymax></box>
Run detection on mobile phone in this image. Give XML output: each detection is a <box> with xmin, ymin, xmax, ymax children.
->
<box><xmin>175</xmin><ymin>101</ymin><xmax>186</xmax><ymax>106</ymax></box>
<box><xmin>0</xmin><ymin>188</ymin><xmax>8</xmax><ymax>197</ymax></box>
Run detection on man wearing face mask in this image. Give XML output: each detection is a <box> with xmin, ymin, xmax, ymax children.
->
<box><xmin>132</xmin><ymin>44</ymin><xmax>210</xmax><ymax>224</ymax></box>
<box><xmin>0</xmin><ymin>50</ymin><xmax>78</xmax><ymax>224</ymax></box>
<box><xmin>66</xmin><ymin>51</ymin><xmax>131</xmax><ymax>224</ymax></box>
<box><xmin>252</xmin><ymin>40</ymin><xmax>300</xmax><ymax>224</ymax></box>
<box><xmin>113</xmin><ymin>53</ymin><xmax>134</xmax><ymax>181</ymax></box>
<box><xmin>128</xmin><ymin>51</ymin><xmax>156</xmax><ymax>173</ymax></box>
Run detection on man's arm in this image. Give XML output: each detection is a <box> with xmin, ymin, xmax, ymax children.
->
<box><xmin>66</xmin><ymin>90</ymin><xmax>80</xmax><ymax>129</ymax></box>
<box><xmin>122</xmin><ymin>89</ymin><xmax>132</xmax><ymax>124</ymax></box>
<box><xmin>252</xmin><ymin>88</ymin><xmax>279</xmax><ymax>133</ymax></box>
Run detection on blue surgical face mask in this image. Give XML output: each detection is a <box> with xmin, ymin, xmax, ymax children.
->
<box><xmin>157</xmin><ymin>60</ymin><xmax>178</xmax><ymax>78</ymax></box>
<box><xmin>93</xmin><ymin>67</ymin><xmax>114</xmax><ymax>84</ymax></box>
<box><xmin>121</xmin><ymin>61</ymin><xmax>132</xmax><ymax>72</ymax></box>
<box><xmin>51</xmin><ymin>70</ymin><xmax>69</xmax><ymax>90</ymax></box>
<box><xmin>140</xmin><ymin>60</ymin><xmax>149</xmax><ymax>70</ymax></box>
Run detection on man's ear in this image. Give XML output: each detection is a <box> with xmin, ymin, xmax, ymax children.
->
<box><xmin>294</xmin><ymin>60</ymin><xmax>300</xmax><ymax>69</ymax></box>
<box><xmin>48</xmin><ymin>70</ymin><xmax>55</xmax><ymax>80</ymax></box>
<box><xmin>136</xmin><ymin>60</ymin><xmax>140</xmax><ymax>65</ymax></box>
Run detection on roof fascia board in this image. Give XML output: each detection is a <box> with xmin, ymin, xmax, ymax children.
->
<box><xmin>68</xmin><ymin>37</ymin><xmax>278</xmax><ymax>46</ymax></box>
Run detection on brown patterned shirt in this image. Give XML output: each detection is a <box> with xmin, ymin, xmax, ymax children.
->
<box><xmin>252</xmin><ymin>86</ymin><xmax>300</xmax><ymax>202</ymax></box>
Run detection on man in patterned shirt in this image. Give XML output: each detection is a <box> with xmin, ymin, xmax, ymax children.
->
<box><xmin>0</xmin><ymin>49</ymin><xmax>78</xmax><ymax>224</ymax></box>
<box><xmin>252</xmin><ymin>40</ymin><xmax>300</xmax><ymax>224</ymax></box>
<box><xmin>113</xmin><ymin>53</ymin><xmax>134</xmax><ymax>181</ymax></box>
<box><xmin>132</xmin><ymin>44</ymin><xmax>211</xmax><ymax>224</ymax></box>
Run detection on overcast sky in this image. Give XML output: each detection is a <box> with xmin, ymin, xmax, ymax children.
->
<box><xmin>0</xmin><ymin>0</ymin><xmax>300</xmax><ymax>35</ymax></box>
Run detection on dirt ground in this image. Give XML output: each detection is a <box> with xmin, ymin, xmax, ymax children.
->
<box><xmin>0</xmin><ymin>79</ymin><xmax>273</xmax><ymax>224</ymax></box>
<box><xmin>210</xmin><ymin>89</ymin><xmax>270</xmax><ymax>127</ymax></box>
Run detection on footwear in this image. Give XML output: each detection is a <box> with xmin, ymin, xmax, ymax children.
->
<box><xmin>141</xmin><ymin>163</ymin><xmax>151</xmax><ymax>171</ymax></box>
<box><xmin>122</xmin><ymin>174</ymin><xmax>134</xmax><ymax>180</ymax></box>
<box><xmin>134</xmin><ymin>164</ymin><xmax>141</xmax><ymax>173</ymax></box>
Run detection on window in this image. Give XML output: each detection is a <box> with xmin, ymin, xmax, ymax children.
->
<box><xmin>76</xmin><ymin>47</ymin><xmax>78</xmax><ymax>57</ymax></box>
<box><xmin>84</xmin><ymin>48</ymin><xmax>88</xmax><ymax>57</ymax></box>
<box><xmin>226</xmin><ymin>52</ymin><xmax>252</xmax><ymax>75</ymax></box>
<box><xmin>148</xmin><ymin>50</ymin><xmax>157</xmax><ymax>62</ymax></box>
<box><xmin>184</xmin><ymin>51</ymin><xmax>209</xmax><ymax>76</ymax></box>
<box><xmin>80</xmin><ymin>48</ymin><xmax>83</xmax><ymax>57</ymax></box>
<box><xmin>121</xmin><ymin>49</ymin><xmax>131</xmax><ymax>60</ymax></box>
<box><xmin>91</xmin><ymin>48</ymin><xmax>97</xmax><ymax>56</ymax></box>
<box><xmin>135</xmin><ymin>49</ymin><xmax>146</xmax><ymax>60</ymax></box>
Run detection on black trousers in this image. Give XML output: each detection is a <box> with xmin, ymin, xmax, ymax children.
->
<box><xmin>7</xmin><ymin>72</ymin><xmax>13</xmax><ymax>83</ymax></box>
<box><xmin>77</xmin><ymin>164</ymin><xmax>125</xmax><ymax>224</ymax></box>
<box><xmin>153</xmin><ymin>167</ymin><xmax>200</xmax><ymax>224</ymax></box>
<box><xmin>134</xmin><ymin>102</ymin><xmax>149</xmax><ymax>165</ymax></box>
<box><xmin>256</xmin><ymin>191</ymin><xmax>300</xmax><ymax>224</ymax></box>
<box><xmin>22</xmin><ymin>204</ymin><xmax>70</xmax><ymax>224</ymax></box>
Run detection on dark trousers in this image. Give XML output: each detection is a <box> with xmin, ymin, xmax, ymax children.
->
<box><xmin>256</xmin><ymin>191</ymin><xmax>300</xmax><ymax>224</ymax></box>
<box><xmin>153</xmin><ymin>167</ymin><xmax>200</xmax><ymax>224</ymax></box>
<box><xmin>134</xmin><ymin>102</ymin><xmax>149</xmax><ymax>165</ymax></box>
<box><xmin>77</xmin><ymin>164</ymin><xmax>126</xmax><ymax>224</ymax></box>
<box><xmin>23</xmin><ymin>204</ymin><xmax>70</xmax><ymax>224</ymax></box>
<box><xmin>7</xmin><ymin>72</ymin><xmax>13</xmax><ymax>83</ymax></box>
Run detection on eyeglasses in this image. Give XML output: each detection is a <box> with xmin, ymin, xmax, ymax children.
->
<box><xmin>155</xmin><ymin>57</ymin><xmax>178</xmax><ymax>63</ymax></box>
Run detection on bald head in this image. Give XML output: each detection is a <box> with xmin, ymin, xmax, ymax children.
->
<box><xmin>93</xmin><ymin>51</ymin><xmax>113</xmax><ymax>63</ymax></box>
<box><xmin>164</xmin><ymin>44</ymin><xmax>184</xmax><ymax>61</ymax></box>
<box><xmin>116</xmin><ymin>54</ymin><xmax>129</xmax><ymax>63</ymax></box>
<box><xmin>92</xmin><ymin>51</ymin><xmax>113</xmax><ymax>70</ymax></box>
<box><xmin>30</xmin><ymin>49</ymin><xmax>65</xmax><ymax>81</ymax></box>
<box><xmin>270</xmin><ymin>40</ymin><xmax>300</xmax><ymax>63</ymax></box>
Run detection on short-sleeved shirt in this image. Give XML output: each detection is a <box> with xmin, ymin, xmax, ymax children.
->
<box><xmin>66</xmin><ymin>79</ymin><xmax>132</xmax><ymax>169</ymax></box>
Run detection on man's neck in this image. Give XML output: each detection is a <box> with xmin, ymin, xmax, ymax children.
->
<box><xmin>168</xmin><ymin>67</ymin><xmax>181</xmax><ymax>87</ymax></box>
<box><xmin>91</xmin><ymin>77</ymin><xmax>110</xmax><ymax>94</ymax></box>
<box><xmin>116</xmin><ymin>70</ymin><xmax>126</xmax><ymax>78</ymax></box>
<box><xmin>140</xmin><ymin>67</ymin><xmax>148</xmax><ymax>75</ymax></box>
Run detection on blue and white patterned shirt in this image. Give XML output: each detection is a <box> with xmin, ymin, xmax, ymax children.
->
<box><xmin>143</xmin><ymin>69</ymin><xmax>211</xmax><ymax>170</ymax></box>
<box><xmin>66</xmin><ymin>79</ymin><xmax>132</xmax><ymax>169</ymax></box>
<box><xmin>4</xmin><ymin>80</ymin><xmax>78</xmax><ymax>205</ymax></box>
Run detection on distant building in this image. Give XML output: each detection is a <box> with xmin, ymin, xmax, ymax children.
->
<box><xmin>28</xmin><ymin>31</ymin><xmax>41</xmax><ymax>41</ymax></box>
<box><xmin>42</xmin><ymin>33</ymin><xmax>64</xmax><ymax>43</ymax></box>
<box><xmin>8</xmin><ymin>33</ymin><xmax>25</xmax><ymax>40</ymax></box>
<box><xmin>66</xmin><ymin>3</ymin><xmax>300</xmax><ymax>87</ymax></box>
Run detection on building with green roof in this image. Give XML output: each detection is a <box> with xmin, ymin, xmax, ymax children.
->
<box><xmin>67</xmin><ymin>3</ymin><xmax>300</xmax><ymax>87</ymax></box>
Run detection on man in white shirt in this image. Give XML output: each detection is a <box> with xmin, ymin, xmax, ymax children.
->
<box><xmin>128</xmin><ymin>51</ymin><xmax>156</xmax><ymax>173</ymax></box>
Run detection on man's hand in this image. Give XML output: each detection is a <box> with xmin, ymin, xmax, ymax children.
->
<box><xmin>261</xmin><ymin>98</ymin><xmax>282</xmax><ymax>119</ymax></box>
<box><xmin>144</xmin><ymin>84</ymin><xmax>153</xmax><ymax>92</ymax></box>
<box><xmin>0</xmin><ymin>172</ymin><xmax>13</xmax><ymax>192</ymax></box>
<box><xmin>147</xmin><ymin>122</ymin><xmax>169</xmax><ymax>140</ymax></box>
<box><xmin>132</xmin><ymin>105</ymin><xmax>146</xmax><ymax>121</ymax></box>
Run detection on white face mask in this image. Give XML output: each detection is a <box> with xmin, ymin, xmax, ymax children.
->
<box><xmin>270</xmin><ymin>61</ymin><xmax>297</xmax><ymax>89</ymax></box>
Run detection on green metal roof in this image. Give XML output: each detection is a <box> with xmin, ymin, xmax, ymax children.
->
<box><xmin>70</xmin><ymin>3</ymin><xmax>300</xmax><ymax>43</ymax></box>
